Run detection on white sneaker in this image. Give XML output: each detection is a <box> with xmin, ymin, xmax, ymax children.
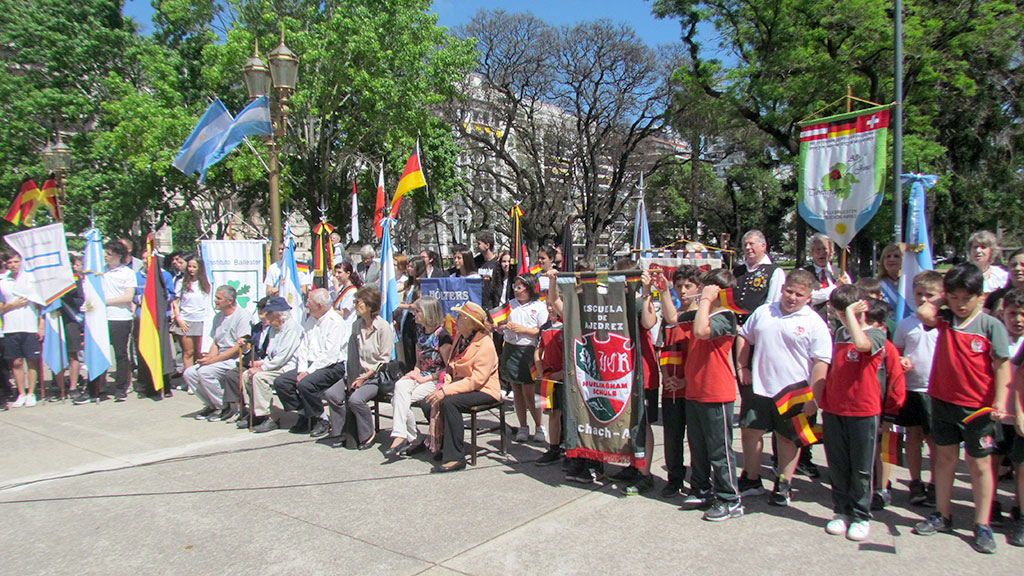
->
<box><xmin>11</xmin><ymin>394</ymin><xmax>26</xmax><ymax>408</ymax></box>
<box><xmin>24</xmin><ymin>394</ymin><xmax>37</xmax><ymax>407</ymax></box>
<box><xmin>825</xmin><ymin>514</ymin><xmax>850</xmax><ymax>535</ymax></box>
<box><xmin>846</xmin><ymin>520</ymin><xmax>871</xmax><ymax>541</ymax></box>
<box><xmin>514</xmin><ymin>426</ymin><xmax>530</xmax><ymax>443</ymax></box>
<box><xmin>533</xmin><ymin>426</ymin><xmax>547</xmax><ymax>444</ymax></box>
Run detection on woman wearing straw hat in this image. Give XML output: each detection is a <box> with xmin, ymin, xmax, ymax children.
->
<box><xmin>423</xmin><ymin>301</ymin><xmax>501</xmax><ymax>473</ymax></box>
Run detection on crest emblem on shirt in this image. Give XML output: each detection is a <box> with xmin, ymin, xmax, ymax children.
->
<box><xmin>846</xmin><ymin>349</ymin><xmax>860</xmax><ymax>362</ymax></box>
<box><xmin>574</xmin><ymin>332</ymin><xmax>634</xmax><ymax>424</ymax></box>
<box><xmin>794</xmin><ymin>326</ymin><xmax>806</xmax><ymax>336</ymax></box>
<box><xmin>970</xmin><ymin>339</ymin><xmax>984</xmax><ymax>353</ymax></box>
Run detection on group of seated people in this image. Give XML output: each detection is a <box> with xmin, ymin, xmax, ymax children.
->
<box><xmin>187</xmin><ymin>270</ymin><xmax>501</xmax><ymax>474</ymax></box>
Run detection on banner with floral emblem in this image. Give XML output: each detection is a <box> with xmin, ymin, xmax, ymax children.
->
<box><xmin>797</xmin><ymin>104</ymin><xmax>894</xmax><ymax>249</ymax></box>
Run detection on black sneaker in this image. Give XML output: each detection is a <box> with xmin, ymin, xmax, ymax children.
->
<box><xmin>565</xmin><ymin>459</ymin><xmax>593</xmax><ymax>484</ymax></box>
<box><xmin>924</xmin><ymin>482</ymin><xmax>936</xmax><ymax>507</ymax></box>
<box><xmin>659</xmin><ymin>478</ymin><xmax>683</xmax><ymax>499</ymax></box>
<box><xmin>738</xmin><ymin>471</ymin><xmax>765</xmax><ymax>497</ymax></box>
<box><xmin>914</xmin><ymin>512</ymin><xmax>953</xmax><ymax>535</ymax></box>
<box><xmin>608</xmin><ymin>466</ymin><xmax>639</xmax><ymax>483</ymax></box>
<box><xmin>193</xmin><ymin>406</ymin><xmax>217</xmax><ymax>420</ymax></box>
<box><xmin>971</xmin><ymin>523</ymin><xmax>996</xmax><ymax>554</ymax></box>
<box><xmin>871</xmin><ymin>489</ymin><xmax>892</xmax><ymax>510</ymax></box>
<box><xmin>207</xmin><ymin>407</ymin><xmax>234</xmax><ymax>422</ymax></box>
<box><xmin>908</xmin><ymin>479</ymin><xmax>927</xmax><ymax>505</ymax></box>
<box><xmin>703</xmin><ymin>499</ymin><xmax>744</xmax><ymax>522</ymax></box>
<box><xmin>72</xmin><ymin>393</ymin><xmax>98</xmax><ymax>405</ymax></box>
<box><xmin>288</xmin><ymin>417</ymin><xmax>312</xmax><ymax>434</ymax></box>
<box><xmin>769</xmin><ymin>478</ymin><xmax>791</xmax><ymax>507</ymax></box>
<box><xmin>621</xmin><ymin>474</ymin><xmax>654</xmax><ymax>496</ymax></box>
<box><xmin>535</xmin><ymin>447</ymin><xmax>563</xmax><ymax>466</ymax></box>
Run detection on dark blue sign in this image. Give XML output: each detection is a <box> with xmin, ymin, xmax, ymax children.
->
<box><xmin>418</xmin><ymin>277</ymin><xmax>483</xmax><ymax>317</ymax></box>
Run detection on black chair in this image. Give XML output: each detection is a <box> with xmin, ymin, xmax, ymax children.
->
<box><xmin>461</xmin><ymin>398</ymin><xmax>508</xmax><ymax>466</ymax></box>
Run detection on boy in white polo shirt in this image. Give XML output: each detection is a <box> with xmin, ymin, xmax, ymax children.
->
<box><xmin>735</xmin><ymin>269</ymin><xmax>833</xmax><ymax>505</ymax></box>
<box><xmin>892</xmin><ymin>270</ymin><xmax>944</xmax><ymax>506</ymax></box>
<box><xmin>0</xmin><ymin>252</ymin><xmax>43</xmax><ymax>408</ymax></box>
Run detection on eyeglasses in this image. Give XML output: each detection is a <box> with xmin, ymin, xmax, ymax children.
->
<box><xmin>513</xmin><ymin>285</ymin><xmax>526</xmax><ymax>291</ymax></box>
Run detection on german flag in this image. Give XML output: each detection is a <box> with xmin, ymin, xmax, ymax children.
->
<box><xmin>659</xmin><ymin>349</ymin><xmax>684</xmax><ymax>366</ymax></box>
<box><xmin>312</xmin><ymin>221</ymin><xmax>335</xmax><ymax>284</ymax></box>
<box><xmin>774</xmin><ymin>382</ymin><xmax>814</xmax><ymax>416</ymax></box>
<box><xmin>783</xmin><ymin>413</ymin><xmax>822</xmax><ymax>447</ymax></box>
<box><xmin>528</xmin><ymin>263</ymin><xmax>542</xmax><ymax>275</ymax></box>
<box><xmin>3</xmin><ymin>178</ymin><xmax>43</xmax><ymax>225</ymax></box>
<box><xmin>538</xmin><ymin>378</ymin><xmax>558</xmax><ymax>410</ymax></box>
<box><xmin>529</xmin><ymin>363</ymin><xmax>539</xmax><ymax>381</ymax></box>
<box><xmin>138</xmin><ymin>244</ymin><xmax>168</xmax><ymax>391</ymax></box>
<box><xmin>880</xmin><ymin>428</ymin><xmax>905</xmax><ymax>466</ymax></box>
<box><xmin>961</xmin><ymin>407</ymin><xmax>995</xmax><ymax>424</ymax></box>
<box><xmin>718</xmin><ymin>288</ymin><xmax>747</xmax><ymax>314</ymax></box>
<box><xmin>390</xmin><ymin>144</ymin><xmax>427</xmax><ymax>218</ymax></box>
<box><xmin>39</xmin><ymin>177</ymin><xmax>58</xmax><ymax>218</ymax></box>
<box><xmin>443</xmin><ymin>313</ymin><xmax>456</xmax><ymax>337</ymax></box>
<box><xmin>489</xmin><ymin>302</ymin><xmax>511</xmax><ymax>324</ymax></box>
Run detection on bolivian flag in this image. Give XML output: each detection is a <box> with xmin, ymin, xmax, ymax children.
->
<box><xmin>138</xmin><ymin>249</ymin><xmax>168</xmax><ymax>391</ymax></box>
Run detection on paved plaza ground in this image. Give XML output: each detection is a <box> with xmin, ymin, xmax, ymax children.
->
<box><xmin>1</xmin><ymin>391</ymin><xmax>1021</xmax><ymax>575</ymax></box>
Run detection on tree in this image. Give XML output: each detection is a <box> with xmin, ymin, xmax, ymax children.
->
<box><xmin>652</xmin><ymin>0</ymin><xmax>1024</xmax><ymax>262</ymax></box>
<box><xmin>446</xmin><ymin>10</ymin><xmax>673</xmax><ymax>261</ymax></box>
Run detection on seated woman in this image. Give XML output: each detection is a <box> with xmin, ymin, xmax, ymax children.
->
<box><xmin>423</xmin><ymin>302</ymin><xmax>501</xmax><ymax>473</ymax></box>
<box><xmin>384</xmin><ymin>296</ymin><xmax>453</xmax><ymax>458</ymax></box>
<box><xmin>324</xmin><ymin>285</ymin><xmax>394</xmax><ymax>449</ymax></box>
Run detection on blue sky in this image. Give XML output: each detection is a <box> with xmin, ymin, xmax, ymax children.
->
<box><xmin>123</xmin><ymin>0</ymin><xmax>687</xmax><ymax>48</ymax></box>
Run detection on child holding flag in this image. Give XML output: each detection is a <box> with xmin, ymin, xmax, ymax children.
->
<box><xmin>734</xmin><ymin>269</ymin><xmax>832</xmax><ymax>506</ymax></box>
<box><xmin>912</xmin><ymin>264</ymin><xmax>1011</xmax><ymax>554</ymax></box>
<box><xmin>819</xmin><ymin>285</ymin><xmax>904</xmax><ymax>542</ymax></box>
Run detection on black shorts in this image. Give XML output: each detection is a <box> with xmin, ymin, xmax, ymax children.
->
<box><xmin>499</xmin><ymin>343</ymin><xmax>535</xmax><ymax>385</ymax></box>
<box><xmin>930</xmin><ymin>398</ymin><xmax>1002</xmax><ymax>458</ymax></box>
<box><xmin>738</xmin><ymin>385</ymin><xmax>786</xmax><ymax>433</ymax></box>
<box><xmin>992</xmin><ymin>424</ymin><xmax>1016</xmax><ymax>457</ymax></box>
<box><xmin>894</xmin><ymin>391</ymin><xmax>932</xmax><ymax>433</ymax></box>
<box><xmin>64</xmin><ymin>320</ymin><xmax>83</xmax><ymax>355</ymax></box>
<box><xmin>2</xmin><ymin>332</ymin><xmax>40</xmax><ymax>360</ymax></box>
<box><xmin>644</xmin><ymin>389</ymin><xmax>660</xmax><ymax>424</ymax></box>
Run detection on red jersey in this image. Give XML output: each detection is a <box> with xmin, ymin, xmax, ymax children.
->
<box><xmin>639</xmin><ymin>322</ymin><xmax>660</xmax><ymax>391</ymax></box>
<box><xmin>680</xmin><ymin>310</ymin><xmax>738</xmax><ymax>403</ymax></box>
<box><xmin>928</xmin><ymin>309</ymin><xmax>1009</xmax><ymax>408</ymax></box>
<box><xmin>821</xmin><ymin>327</ymin><xmax>886</xmax><ymax>417</ymax></box>
<box><xmin>660</xmin><ymin>324</ymin><xmax>689</xmax><ymax>400</ymax></box>
<box><xmin>539</xmin><ymin>324</ymin><xmax>564</xmax><ymax>378</ymax></box>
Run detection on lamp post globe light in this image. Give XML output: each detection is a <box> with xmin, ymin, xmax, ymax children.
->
<box><xmin>41</xmin><ymin>133</ymin><xmax>72</xmax><ymax>221</ymax></box>
<box><xmin>242</xmin><ymin>28</ymin><xmax>298</xmax><ymax>257</ymax></box>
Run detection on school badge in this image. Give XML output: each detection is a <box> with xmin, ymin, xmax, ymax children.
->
<box><xmin>574</xmin><ymin>332</ymin><xmax>634</xmax><ymax>424</ymax></box>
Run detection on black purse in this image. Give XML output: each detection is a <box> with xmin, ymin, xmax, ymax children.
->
<box><xmin>368</xmin><ymin>359</ymin><xmax>405</xmax><ymax>397</ymax></box>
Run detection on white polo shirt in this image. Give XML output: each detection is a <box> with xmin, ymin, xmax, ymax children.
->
<box><xmin>739</xmin><ymin>301</ymin><xmax>832</xmax><ymax>397</ymax></box>
<box><xmin>503</xmin><ymin>299</ymin><xmax>548</xmax><ymax>347</ymax></box>
<box><xmin>102</xmin><ymin>265</ymin><xmax>137</xmax><ymax>322</ymax></box>
<box><xmin>893</xmin><ymin>315</ymin><xmax>939</xmax><ymax>392</ymax></box>
<box><xmin>0</xmin><ymin>277</ymin><xmax>39</xmax><ymax>334</ymax></box>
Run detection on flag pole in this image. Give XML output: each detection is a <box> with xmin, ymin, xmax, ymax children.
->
<box><xmin>417</xmin><ymin>135</ymin><xmax>444</xmax><ymax>264</ymax></box>
<box><xmin>840</xmin><ymin>87</ymin><xmax>853</xmax><ymax>278</ymax></box>
<box><xmin>893</xmin><ymin>0</ymin><xmax>904</xmax><ymax>242</ymax></box>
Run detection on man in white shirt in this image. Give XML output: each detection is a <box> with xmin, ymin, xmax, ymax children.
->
<box><xmin>0</xmin><ymin>252</ymin><xmax>43</xmax><ymax>408</ymax></box>
<box><xmin>264</xmin><ymin>245</ymin><xmax>285</xmax><ymax>297</ymax></box>
<box><xmin>100</xmin><ymin>241</ymin><xmax>138</xmax><ymax>402</ymax></box>
<box><xmin>185</xmin><ymin>285</ymin><xmax>253</xmax><ymax>418</ymax></box>
<box><xmin>735</xmin><ymin>269</ymin><xmax>833</xmax><ymax>505</ymax></box>
<box><xmin>267</xmin><ymin>289</ymin><xmax>348</xmax><ymax>434</ymax></box>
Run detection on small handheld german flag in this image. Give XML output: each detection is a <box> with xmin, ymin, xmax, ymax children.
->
<box><xmin>774</xmin><ymin>382</ymin><xmax>814</xmax><ymax>416</ymax></box>
<box><xmin>528</xmin><ymin>263</ymin><xmax>542</xmax><ymax>275</ymax></box>
<box><xmin>538</xmin><ymin>378</ymin><xmax>557</xmax><ymax>410</ymax></box>
<box><xmin>783</xmin><ymin>412</ymin><xmax>822</xmax><ymax>447</ymax></box>
<box><xmin>961</xmin><ymin>407</ymin><xmax>995</xmax><ymax>424</ymax></box>
<box><xmin>489</xmin><ymin>302</ymin><xmax>511</xmax><ymax>324</ymax></box>
<box><xmin>718</xmin><ymin>288</ymin><xmax>747</xmax><ymax>314</ymax></box>
<box><xmin>659</xmin><ymin>349</ymin><xmax>684</xmax><ymax>366</ymax></box>
<box><xmin>880</xmin><ymin>428</ymin><xmax>905</xmax><ymax>466</ymax></box>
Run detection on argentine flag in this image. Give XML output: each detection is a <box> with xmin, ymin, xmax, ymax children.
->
<box><xmin>200</xmin><ymin>95</ymin><xmax>273</xmax><ymax>182</ymax></box>
<box><xmin>81</xmin><ymin>229</ymin><xmax>112</xmax><ymax>381</ymax></box>
<box><xmin>895</xmin><ymin>174</ymin><xmax>937</xmax><ymax>320</ymax></box>
<box><xmin>41</xmin><ymin>300</ymin><xmax>68</xmax><ymax>373</ymax></box>
<box><xmin>280</xmin><ymin>224</ymin><xmax>305</xmax><ymax>325</ymax></box>
<box><xmin>172</xmin><ymin>99</ymin><xmax>234</xmax><ymax>178</ymax></box>
<box><xmin>379</xmin><ymin>216</ymin><xmax>400</xmax><ymax>349</ymax></box>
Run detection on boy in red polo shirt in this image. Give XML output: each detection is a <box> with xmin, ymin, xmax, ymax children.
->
<box><xmin>819</xmin><ymin>286</ymin><xmax>904</xmax><ymax>542</ymax></box>
<box><xmin>675</xmin><ymin>268</ymin><xmax>742</xmax><ymax>521</ymax></box>
<box><xmin>913</xmin><ymin>263</ymin><xmax>1011</xmax><ymax>554</ymax></box>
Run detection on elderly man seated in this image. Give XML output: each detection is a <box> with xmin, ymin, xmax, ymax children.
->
<box><xmin>240</xmin><ymin>297</ymin><xmax>303</xmax><ymax>431</ymax></box>
<box><xmin>267</xmin><ymin>289</ymin><xmax>348</xmax><ymax>436</ymax></box>
<box><xmin>185</xmin><ymin>285</ymin><xmax>253</xmax><ymax>420</ymax></box>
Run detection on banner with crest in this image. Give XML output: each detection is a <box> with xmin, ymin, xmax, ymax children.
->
<box><xmin>557</xmin><ymin>271</ymin><xmax>646</xmax><ymax>466</ymax></box>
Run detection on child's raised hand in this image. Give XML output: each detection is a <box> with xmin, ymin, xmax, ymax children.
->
<box><xmin>846</xmin><ymin>300</ymin><xmax>868</xmax><ymax>316</ymax></box>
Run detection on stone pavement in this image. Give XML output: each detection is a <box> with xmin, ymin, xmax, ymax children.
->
<box><xmin>1</xmin><ymin>393</ymin><xmax>1020</xmax><ymax>575</ymax></box>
